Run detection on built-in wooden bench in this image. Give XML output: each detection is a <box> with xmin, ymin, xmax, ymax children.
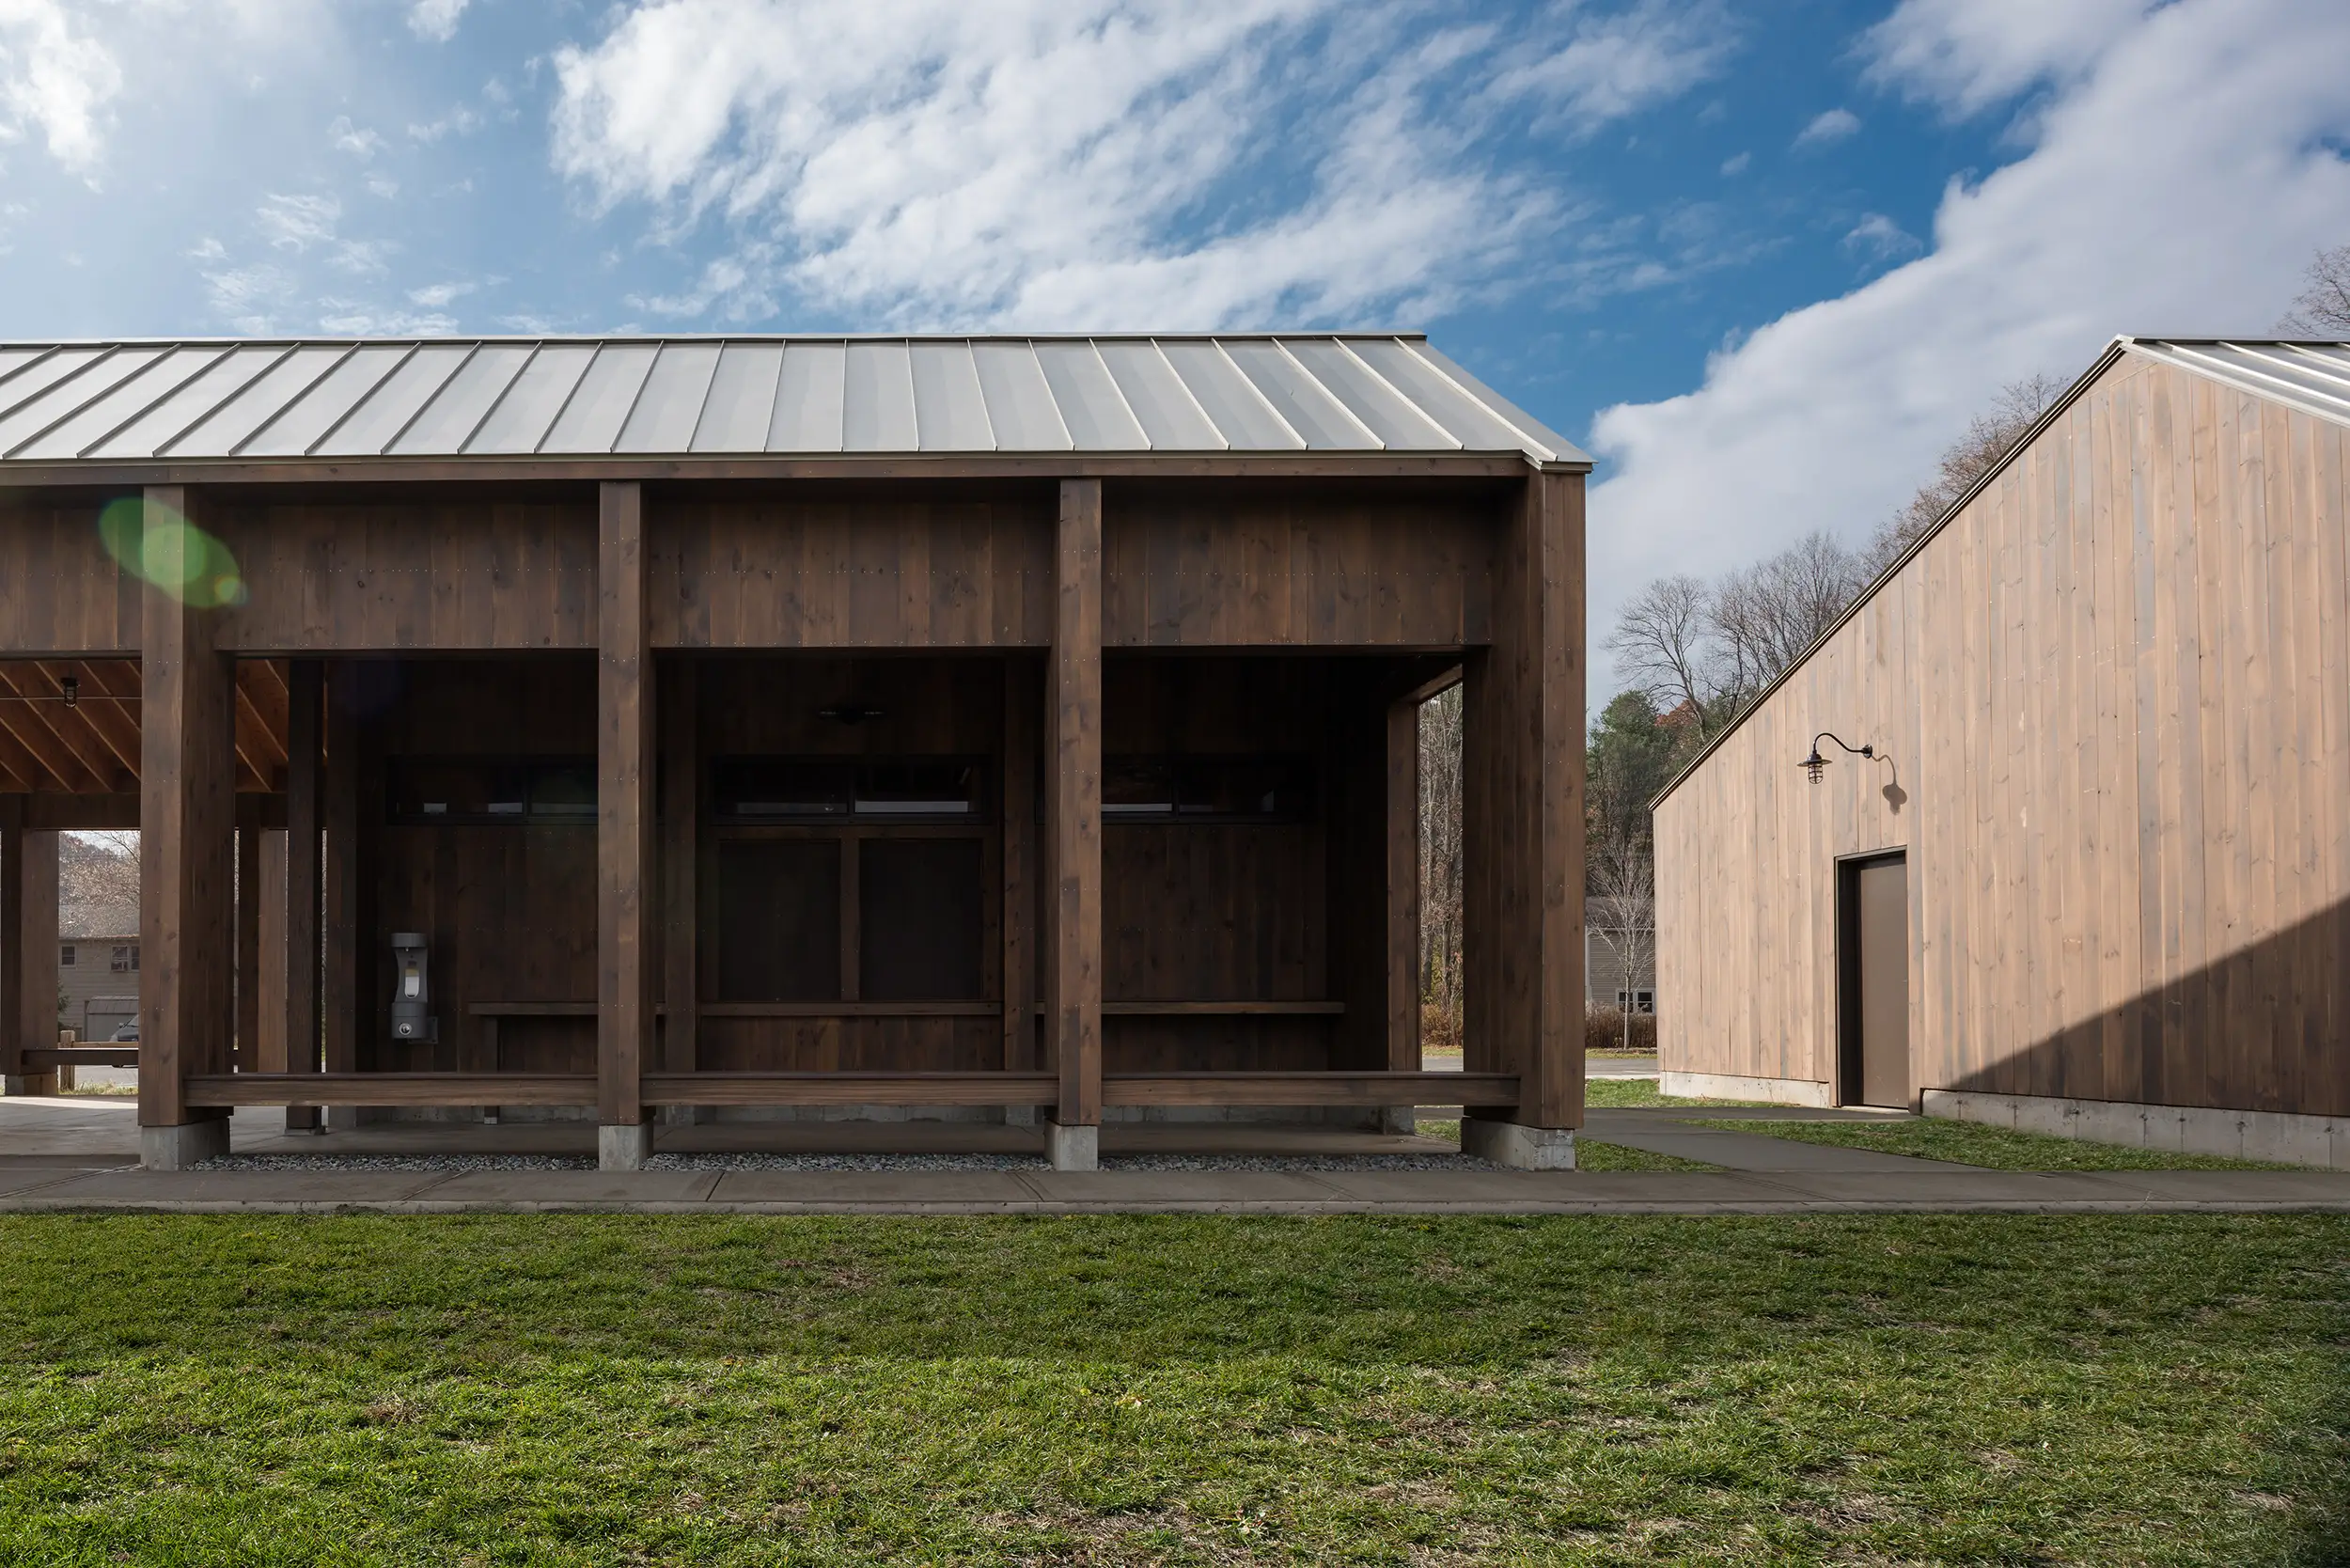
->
<box><xmin>24</xmin><ymin>1046</ymin><xmax>140</xmax><ymax>1070</ymax></box>
<box><xmin>187</xmin><ymin>1073</ymin><xmax>597</xmax><ymax>1107</ymax></box>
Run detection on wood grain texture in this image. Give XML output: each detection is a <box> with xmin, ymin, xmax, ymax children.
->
<box><xmin>256</xmin><ymin>829</ymin><xmax>289</xmax><ymax>1074</ymax></box>
<box><xmin>1657</xmin><ymin>353</ymin><xmax>2350</xmax><ymax>1118</ymax></box>
<box><xmin>1461</xmin><ymin>471</ymin><xmax>1586</xmax><ymax>1128</ymax></box>
<box><xmin>662</xmin><ymin>658</ymin><xmax>698</xmax><ymax>1074</ymax></box>
<box><xmin>1102</xmin><ymin>1071</ymin><xmax>1514</xmax><ymax>1107</ymax></box>
<box><xmin>187</xmin><ymin>1073</ymin><xmax>594</xmax><ymax>1107</ymax></box>
<box><xmin>1103</xmin><ymin>481</ymin><xmax>1496</xmax><ymax>648</ymax></box>
<box><xmin>652</xmin><ymin>487</ymin><xmax>1053</xmax><ymax>649</ymax></box>
<box><xmin>137</xmin><ymin>486</ymin><xmax>239</xmax><ymax>1127</ymax></box>
<box><xmin>215</xmin><ymin>500</ymin><xmax>595</xmax><ymax>651</ymax></box>
<box><xmin>0</xmin><ymin>499</ymin><xmax>137</xmax><ymax>655</ymax></box>
<box><xmin>1001</xmin><ymin>656</ymin><xmax>1039</xmax><ymax>1072</ymax></box>
<box><xmin>16</xmin><ymin>829</ymin><xmax>55</xmax><ymax>1071</ymax></box>
<box><xmin>281</xmin><ymin>661</ymin><xmax>322</xmax><ymax>1093</ymax></box>
<box><xmin>0</xmin><ymin>816</ymin><xmax>22</xmax><ymax>1078</ymax></box>
<box><xmin>1046</xmin><ymin>479</ymin><xmax>1104</xmax><ymax>1124</ymax></box>
<box><xmin>598</xmin><ymin>480</ymin><xmax>654</xmax><ymax>1125</ymax></box>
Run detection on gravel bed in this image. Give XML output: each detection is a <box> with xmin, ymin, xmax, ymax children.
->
<box><xmin>193</xmin><ymin>1151</ymin><xmax>1497</xmax><ymax>1174</ymax></box>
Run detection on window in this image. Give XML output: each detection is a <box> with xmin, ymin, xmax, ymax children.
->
<box><xmin>1616</xmin><ymin>988</ymin><xmax>1654</xmax><ymax>1015</ymax></box>
<box><xmin>1101</xmin><ymin>756</ymin><xmax>1313</xmax><ymax>822</ymax></box>
<box><xmin>59</xmin><ymin>945</ymin><xmax>73</xmax><ymax>967</ymax></box>
<box><xmin>711</xmin><ymin>757</ymin><xmax>984</xmax><ymax>823</ymax></box>
<box><xmin>111</xmin><ymin>945</ymin><xmax>138</xmax><ymax>973</ymax></box>
<box><xmin>388</xmin><ymin>759</ymin><xmax>597</xmax><ymax>824</ymax></box>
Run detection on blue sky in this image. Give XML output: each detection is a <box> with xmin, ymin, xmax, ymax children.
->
<box><xmin>2</xmin><ymin>0</ymin><xmax>2345</xmax><ymax>693</ymax></box>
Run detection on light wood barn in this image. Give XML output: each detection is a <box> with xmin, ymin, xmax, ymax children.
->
<box><xmin>1653</xmin><ymin>337</ymin><xmax>2350</xmax><ymax>1168</ymax></box>
<box><xmin>0</xmin><ymin>335</ymin><xmax>1590</xmax><ymax>1170</ymax></box>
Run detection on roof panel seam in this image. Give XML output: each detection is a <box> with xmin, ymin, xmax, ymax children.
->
<box><xmin>607</xmin><ymin>340</ymin><xmax>666</xmax><ymax>454</ymax></box>
<box><xmin>533</xmin><ymin>341</ymin><xmax>603</xmax><ymax>455</ymax></box>
<box><xmin>0</xmin><ymin>345</ymin><xmax>67</xmax><ymax>415</ymax></box>
<box><xmin>1145</xmin><ymin>338</ymin><xmax>1227</xmax><ymax>450</ymax></box>
<box><xmin>455</xmin><ymin>341</ymin><xmax>540</xmax><ymax>454</ymax></box>
<box><xmin>1271</xmin><ymin>337</ymin><xmax>1383</xmax><ymax>449</ymax></box>
<box><xmin>303</xmin><ymin>341</ymin><xmax>420</xmax><ymax>457</ymax></box>
<box><xmin>1332</xmin><ymin>336</ymin><xmax>1461</xmax><ymax>451</ymax></box>
<box><xmin>381</xmin><ymin>341</ymin><xmax>480</xmax><ymax>457</ymax></box>
<box><xmin>230</xmin><ymin>342</ymin><xmax>361</xmax><ymax>457</ymax></box>
<box><xmin>2</xmin><ymin>344</ymin><xmax>171</xmax><ymax>460</ymax></box>
<box><xmin>153</xmin><ymin>343</ymin><xmax>302</xmax><ymax>458</ymax></box>
<box><xmin>74</xmin><ymin>344</ymin><xmax>235</xmax><ymax>459</ymax></box>
<box><xmin>1209</xmin><ymin>339</ymin><xmax>1303</xmax><ymax>448</ymax></box>
<box><xmin>0</xmin><ymin>343</ymin><xmax>125</xmax><ymax>446</ymax></box>
<box><xmin>1397</xmin><ymin>339</ymin><xmax>1550</xmax><ymax>461</ymax></box>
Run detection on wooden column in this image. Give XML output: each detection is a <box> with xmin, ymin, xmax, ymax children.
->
<box><xmin>1463</xmin><ymin>470</ymin><xmax>1586</xmax><ymax>1132</ymax></box>
<box><xmin>661</xmin><ymin>657</ymin><xmax>697</xmax><ymax>1078</ymax></box>
<box><xmin>1001</xmin><ymin>657</ymin><xmax>1038</xmax><ymax>1075</ymax></box>
<box><xmin>322</xmin><ymin>662</ymin><xmax>362</xmax><ymax>1126</ymax></box>
<box><xmin>282</xmin><ymin>659</ymin><xmax>322</xmax><ymax>1127</ymax></box>
<box><xmin>0</xmin><ymin>809</ymin><xmax>51</xmax><ymax>1092</ymax></box>
<box><xmin>1385</xmin><ymin>696</ymin><xmax>1422</xmax><ymax>1074</ymax></box>
<box><xmin>598</xmin><ymin>480</ymin><xmax>654</xmax><ymax>1137</ymax></box>
<box><xmin>1044</xmin><ymin>480</ymin><xmax>1103</xmax><ymax>1131</ymax></box>
<box><xmin>138</xmin><ymin>485</ymin><xmax>240</xmax><ymax>1131</ymax></box>
<box><xmin>256</xmin><ymin>830</ymin><xmax>288</xmax><ymax>1073</ymax></box>
<box><xmin>234</xmin><ymin>825</ymin><xmax>260</xmax><ymax>1070</ymax></box>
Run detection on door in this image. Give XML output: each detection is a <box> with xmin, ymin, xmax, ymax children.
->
<box><xmin>1838</xmin><ymin>853</ymin><xmax>1910</xmax><ymax>1108</ymax></box>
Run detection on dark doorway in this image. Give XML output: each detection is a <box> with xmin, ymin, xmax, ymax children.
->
<box><xmin>1838</xmin><ymin>852</ymin><xmax>1910</xmax><ymax>1108</ymax></box>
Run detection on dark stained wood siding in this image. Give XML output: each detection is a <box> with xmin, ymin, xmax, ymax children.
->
<box><xmin>1656</xmin><ymin>353</ymin><xmax>2350</xmax><ymax>1118</ymax></box>
<box><xmin>1103</xmin><ymin>482</ymin><xmax>1496</xmax><ymax>648</ymax></box>
<box><xmin>0</xmin><ymin>500</ymin><xmax>138</xmax><ymax>654</ymax></box>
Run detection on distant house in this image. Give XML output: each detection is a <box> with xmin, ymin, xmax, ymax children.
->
<box><xmin>57</xmin><ymin>839</ymin><xmax>139</xmax><ymax>1042</ymax></box>
<box><xmin>1584</xmin><ymin>894</ymin><xmax>1654</xmax><ymax>1013</ymax></box>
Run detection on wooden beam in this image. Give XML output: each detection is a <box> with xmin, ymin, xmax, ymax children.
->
<box><xmin>1044</xmin><ymin>478</ymin><xmax>1103</xmax><ymax>1128</ymax></box>
<box><xmin>1102</xmin><ymin>1072</ymin><xmax>1517</xmax><ymax>1107</ymax></box>
<box><xmin>0</xmin><ymin>669</ymin><xmax>102</xmax><ymax>792</ymax></box>
<box><xmin>235</xmin><ymin>823</ymin><xmax>260</xmax><ymax>1068</ymax></box>
<box><xmin>33</xmin><ymin>660</ymin><xmax>142</xmax><ymax>783</ymax></box>
<box><xmin>1001</xmin><ymin>657</ymin><xmax>1038</xmax><ymax>1074</ymax></box>
<box><xmin>230</xmin><ymin>675</ymin><xmax>279</xmax><ymax>792</ymax></box>
<box><xmin>597</xmin><ymin>479</ymin><xmax>654</xmax><ymax>1129</ymax></box>
<box><xmin>1462</xmin><ymin>471</ymin><xmax>1586</xmax><ymax>1130</ymax></box>
<box><xmin>661</xmin><ymin>657</ymin><xmax>697</xmax><ymax>1075</ymax></box>
<box><xmin>282</xmin><ymin>660</ymin><xmax>322</xmax><ymax>1128</ymax></box>
<box><xmin>138</xmin><ymin>485</ymin><xmax>239</xmax><ymax>1130</ymax></box>
<box><xmin>643</xmin><ymin>1072</ymin><xmax>1059</xmax><ymax>1107</ymax></box>
<box><xmin>187</xmin><ymin>1073</ymin><xmax>596</xmax><ymax>1107</ymax></box>
<box><xmin>1386</xmin><ymin>695</ymin><xmax>1422</xmax><ymax>1073</ymax></box>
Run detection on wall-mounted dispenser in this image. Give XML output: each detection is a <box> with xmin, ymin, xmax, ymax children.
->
<box><xmin>389</xmin><ymin>932</ymin><xmax>438</xmax><ymax>1044</ymax></box>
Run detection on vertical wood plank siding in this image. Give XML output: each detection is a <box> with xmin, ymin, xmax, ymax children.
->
<box><xmin>1655</xmin><ymin>356</ymin><xmax>2350</xmax><ymax>1117</ymax></box>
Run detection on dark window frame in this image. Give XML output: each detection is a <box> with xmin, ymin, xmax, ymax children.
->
<box><xmin>1099</xmin><ymin>754</ymin><xmax>1317</xmax><ymax>823</ymax></box>
<box><xmin>708</xmin><ymin>754</ymin><xmax>991</xmax><ymax>825</ymax></box>
<box><xmin>386</xmin><ymin>756</ymin><xmax>600</xmax><ymax>825</ymax></box>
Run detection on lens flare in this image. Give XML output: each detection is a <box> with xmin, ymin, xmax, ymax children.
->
<box><xmin>99</xmin><ymin>496</ymin><xmax>249</xmax><ymax>608</ymax></box>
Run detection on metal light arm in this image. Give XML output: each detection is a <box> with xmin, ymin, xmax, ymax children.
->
<box><xmin>1800</xmin><ymin>731</ymin><xmax>1874</xmax><ymax>782</ymax></box>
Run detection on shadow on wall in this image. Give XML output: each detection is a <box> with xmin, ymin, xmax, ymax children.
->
<box><xmin>1947</xmin><ymin>893</ymin><xmax>2350</xmax><ymax>1120</ymax></box>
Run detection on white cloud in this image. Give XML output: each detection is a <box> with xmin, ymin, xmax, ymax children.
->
<box><xmin>407</xmin><ymin>279</ymin><xmax>474</xmax><ymax>308</ymax></box>
<box><xmin>1491</xmin><ymin>0</ymin><xmax>1737</xmax><ymax>135</ymax></box>
<box><xmin>1719</xmin><ymin>150</ymin><xmax>1749</xmax><ymax>176</ymax></box>
<box><xmin>1841</xmin><ymin>212</ymin><xmax>1919</xmax><ymax>261</ymax></box>
<box><xmin>0</xmin><ymin>0</ymin><xmax>124</xmax><ymax>177</ymax></box>
<box><xmin>317</xmin><ymin>302</ymin><xmax>458</xmax><ymax>335</ymax></box>
<box><xmin>407</xmin><ymin>0</ymin><xmax>469</xmax><ymax>44</ymax></box>
<box><xmin>549</xmin><ymin>0</ymin><xmax>1715</xmax><ymax>329</ymax></box>
<box><xmin>329</xmin><ymin>115</ymin><xmax>383</xmax><ymax>159</ymax></box>
<box><xmin>203</xmin><ymin>261</ymin><xmax>299</xmax><ymax>334</ymax></box>
<box><xmin>1860</xmin><ymin>0</ymin><xmax>2153</xmax><ymax>118</ymax></box>
<box><xmin>1793</xmin><ymin>106</ymin><xmax>1860</xmax><ymax>149</ymax></box>
<box><xmin>1586</xmin><ymin>0</ymin><xmax>2350</xmax><ymax>697</ymax></box>
<box><xmin>257</xmin><ymin>191</ymin><xmax>340</xmax><ymax>252</ymax></box>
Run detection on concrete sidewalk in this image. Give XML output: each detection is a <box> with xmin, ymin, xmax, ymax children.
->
<box><xmin>0</xmin><ymin>1160</ymin><xmax>2345</xmax><ymax>1214</ymax></box>
<box><xmin>6</xmin><ymin>1093</ymin><xmax>2347</xmax><ymax>1215</ymax></box>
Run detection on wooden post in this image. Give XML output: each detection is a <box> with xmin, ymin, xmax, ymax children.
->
<box><xmin>138</xmin><ymin>485</ymin><xmax>239</xmax><ymax>1163</ymax></box>
<box><xmin>0</xmin><ymin>808</ymin><xmax>49</xmax><ymax>1095</ymax></box>
<box><xmin>1461</xmin><ymin>470</ymin><xmax>1585</xmax><ymax>1166</ymax></box>
<box><xmin>257</xmin><ymin>830</ymin><xmax>288</xmax><ymax>1073</ymax></box>
<box><xmin>282</xmin><ymin>658</ymin><xmax>322</xmax><ymax>1129</ymax></box>
<box><xmin>661</xmin><ymin>657</ymin><xmax>698</xmax><ymax>1086</ymax></box>
<box><xmin>235</xmin><ymin>824</ymin><xmax>260</xmax><ymax>1071</ymax></box>
<box><xmin>598</xmin><ymin>479</ymin><xmax>655</xmax><ymax>1167</ymax></box>
<box><xmin>321</xmin><ymin>661</ymin><xmax>361</xmax><ymax>1129</ymax></box>
<box><xmin>1386</xmin><ymin>696</ymin><xmax>1422</xmax><ymax>1075</ymax></box>
<box><xmin>1043</xmin><ymin>479</ymin><xmax>1103</xmax><ymax>1166</ymax></box>
<box><xmin>1001</xmin><ymin>656</ymin><xmax>1038</xmax><ymax>1080</ymax></box>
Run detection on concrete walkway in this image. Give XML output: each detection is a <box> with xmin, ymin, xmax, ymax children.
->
<box><xmin>2</xmin><ymin>1094</ymin><xmax>2346</xmax><ymax>1214</ymax></box>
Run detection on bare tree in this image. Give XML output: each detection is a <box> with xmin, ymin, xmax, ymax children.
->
<box><xmin>1416</xmin><ymin>684</ymin><xmax>1465</xmax><ymax>1048</ymax></box>
<box><xmin>1711</xmin><ymin>529</ymin><xmax>1870</xmax><ymax>691</ymax></box>
<box><xmin>1864</xmin><ymin>372</ymin><xmax>2067</xmax><ymax>574</ymax></box>
<box><xmin>60</xmin><ymin>831</ymin><xmax>139</xmax><ymax>926</ymax></box>
<box><xmin>1605</xmin><ymin>574</ymin><xmax>1724</xmax><ymax>738</ymax></box>
<box><xmin>2277</xmin><ymin>244</ymin><xmax>2350</xmax><ymax>337</ymax></box>
<box><xmin>1586</xmin><ymin>853</ymin><xmax>1654</xmax><ymax>1051</ymax></box>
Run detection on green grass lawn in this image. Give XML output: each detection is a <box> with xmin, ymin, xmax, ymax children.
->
<box><xmin>1688</xmin><ymin>1116</ymin><xmax>2314</xmax><ymax>1172</ymax></box>
<box><xmin>1584</xmin><ymin>1077</ymin><xmax>1783</xmax><ymax>1109</ymax></box>
<box><xmin>1</xmin><ymin>1215</ymin><xmax>2343</xmax><ymax>1564</ymax></box>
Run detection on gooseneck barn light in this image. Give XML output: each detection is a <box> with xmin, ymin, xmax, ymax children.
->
<box><xmin>1801</xmin><ymin>731</ymin><xmax>1875</xmax><ymax>783</ymax></box>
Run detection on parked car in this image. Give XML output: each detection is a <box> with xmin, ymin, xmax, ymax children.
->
<box><xmin>107</xmin><ymin>1022</ymin><xmax>138</xmax><ymax>1043</ymax></box>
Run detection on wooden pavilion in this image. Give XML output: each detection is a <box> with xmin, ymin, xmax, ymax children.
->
<box><xmin>0</xmin><ymin>335</ymin><xmax>1589</xmax><ymax>1170</ymax></box>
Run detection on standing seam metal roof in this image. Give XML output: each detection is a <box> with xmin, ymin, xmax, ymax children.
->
<box><xmin>0</xmin><ymin>335</ymin><xmax>1588</xmax><ymax>467</ymax></box>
